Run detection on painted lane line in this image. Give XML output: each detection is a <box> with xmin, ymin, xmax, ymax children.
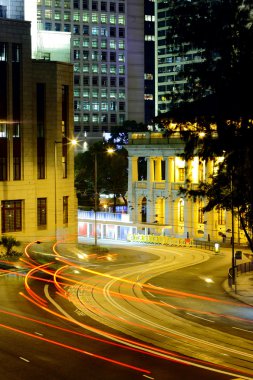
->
<box><xmin>232</xmin><ymin>327</ymin><xmax>253</xmax><ymax>334</ymax></box>
<box><xmin>186</xmin><ymin>313</ymin><xmax>215</xmax><ymax>323</ymax></box>
<box><xmin>145</xmin><ymin>291</ymin><xmax>155</xmax><ymax>298</ymax></box>
<box><xmin>19</xmin><ymin>357</ymin><xmax>30</xmax><ymax>362</ymax></box>
<box><xmin>143</xmin><ymin>375</ymin><xmax>155</xmax><ymax>379</ymax></box>
<box><xmin>35</xmin><ymin>332</ymin><xmax>43</xmax><ymax>336</ymax></box>
<box><xmin>160</xmin><ymin>300</ymin><xmax>177</xmax><ymax>309</ymax></box>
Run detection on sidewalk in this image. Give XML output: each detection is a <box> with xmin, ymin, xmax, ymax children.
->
<box><xmin>224</xmin><ymin>272</ymin><xmax>253</xmax><ymax>307</ymax></box>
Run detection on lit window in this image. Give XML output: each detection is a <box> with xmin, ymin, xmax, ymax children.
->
<box><xmin>83</xmin><ymin>63</ymin><xmax>89</xmax><ymax>72</ymax></box>
<box><xmin>45</xmin><ymin>10</ymin><xmax>52</xmax><ymax>19</ymax></box>
<box><xmin>92</xmin><ymin>64</ymin><xmax>98</xmax><ymax>73</ymax></box>
<box><xmin>83</xmin><ymin>12</ymin><xmax>89</xmax><ymax>22</ymax></box>
<box><xmin>101</xmin><ymin>14</ymin><xmax>107</xmax><ymax>23</ymax></box>
<box><xmin>118</xmin><ymin>15</ymin><xmax>125</xmax><ymax>25</ymax></box>
<box><xmin>92</xmin><ymin>102</ymin><xmax>99</xmax><ymax>111</ymax></box>
<box><xmin>118</xmin><ymin>40</ymin><xmax>125</xmax><ymax>50</ymax></box>
<box><xmin>83</xmin><ymin>101</ymin><xmax>90</xmax><ymax>111</ymax></box>
<box><xmin>92</xmin><ymin>39</ymin><xmax>98</xmax><ymax>48</ymax></box>
<box><xmin>110</xmin><ymin>40</ymin><xmax>116</xmax><ymax>49</ymax></box>
<box><xmin>73</xmin><ymin>11</ymin><xmax>80</xmax><ymax>21</ymax></box>
<box><xmin>92</xmin><ymin>13</ymin><xmax>98</xmax><ymax>23</ymax></box>
<box><xmin>92</xmin><ymin>26</ymin><xmax>99</xmax><ymax>35</ymax></box>
<box><xmin>110</xmin><ymin>65</ymin><xmax>116</xmax><ymax>74</ymax></box>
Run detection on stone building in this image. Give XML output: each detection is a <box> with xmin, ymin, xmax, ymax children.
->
<box><xmin>126</xmin><ymin>132</ymin><xmax>244</xmax><ymax>245</ymax></box>
<box><xmin>0</xmin><ymin>18</ymin><xmax>77</xmax><ymax>241</ymax></box>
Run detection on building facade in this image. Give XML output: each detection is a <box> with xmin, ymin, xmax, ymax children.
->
<box><xmin>0</xmin><ymin>18</ymin><xmax>77</xmax><ymax>242</ymax></box>
<box><xmin>155</xmin><ymin>0</ymin><xmax>203</xmax><ymax>116</ymax></box>
<box><xmin>126</xmin><ymin>132</ymin><xmax>245</xmax><ymax>245</ymax></box>
<box><xmin>27</xmin><ymin>0</ymin><xmax>144</xmax><ymax>150</ymax></box>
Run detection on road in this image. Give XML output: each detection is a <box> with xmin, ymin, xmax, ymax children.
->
<box><xmin>0</xmin><ymin>241</ymin><xmax>252</xmax><ymax>380</ymax></box>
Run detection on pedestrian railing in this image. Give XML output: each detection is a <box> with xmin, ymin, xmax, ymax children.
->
<box><xmin>228</xmin><ymin>259</ymin><xmax>253</xmax><ymax>288</ymax></box>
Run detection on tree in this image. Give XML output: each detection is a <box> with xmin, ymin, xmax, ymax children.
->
<box><xmin>0</xmin><ymin>236</ymin><xmax>21</xmax><ymax>257</ymax></box>
<box><xmin>108</xmin><ymin>120</ymin><xmax>147</xmax><ymax>146</ymax></box>
<box><xmin>156</xmin><ymin>0</ymin><xmax>253</xmax><ymax>249</ymax></box>
<box><xmin>75</xmin><ymin>141</ymin><xmax>128</xmax><ymax>211</ymax></box>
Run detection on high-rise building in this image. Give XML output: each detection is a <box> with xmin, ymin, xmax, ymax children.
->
<box><xmin>3</xmin><ymin>0</ymin><xmax>145</xmax><ymax>150</ymax></box>
<box><xmin>0</xmin><ymin>17</ymin><xmax>77</xmax><ymax>241</ymax></box>
<box><xmin>144</xmin><ymin>0</ymin><xmax>155</xmax><ymax>125</ymax></box>
<box><xmin>155</xmin><ymin>0</ymin><xmax>203</xmax><ymax>116</ymax></box>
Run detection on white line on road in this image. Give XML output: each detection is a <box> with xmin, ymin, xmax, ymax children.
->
<box><xmin>145</xmin><ymin>291</ymin><xmax>155</xmax><ymax>298</ymax></box>
<box><xmin>160</xmin><ymin>300</ymin><xmax>177</xmax><ymax>309</ymax></box>
<box><xmin>143</xmin><ymin>375</ymin><xmax>155</xmax><ymax>379</ymax></box>
<box><xmin>35</xmin><ymin>332</ymin><xmax>43</xmax><ymax>336</ymax></box>
<box><xmin>19</xmin><ymin>357</ymin><xmax>30</xmax><ymax>362</ymax></box>
<box><xmin>186</xmin><ymin>312</ymin><xmax>215</xmax><ymax>323</ymax></box>
<box><xmin>232</xmin><ymin>327</ymin><xmax>253</xmax><ymax>334</ymax></box>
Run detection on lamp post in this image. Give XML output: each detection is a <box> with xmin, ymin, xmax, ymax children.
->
<box><xmin>93</xmin><ymin>148</ymin><xmax>114</xmax><ymax>246</ymax></box>
<box><xmin>54</xmin><ymin>138</ymin><xmax>77</xmax><ymax>239</ymax></box>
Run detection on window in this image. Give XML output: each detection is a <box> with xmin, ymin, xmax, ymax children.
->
<box><xmin>119</xmin><ymin>65</ymin><xmax>125</xmax><ymax>74</ymax></box>
<box><xmin>92</xmin><ymin>27</ymin><xmax>99</xmax><ymax>35</ymax></box>
<box><xmin>119</xmin><ymin>28</ymin><xmax>125</xmax><ymax>38</ymax></box>
<box><xmin>83</xmin><ymin>63</ymin><xmax>89</xmax><ymax>72</ymax></box>
<box><xmin>83</xmin><ymin>101</ymin><xmax>90</xmax><ymax>110</ymax></box>
<box><xmin>37</xmin><ymin>198</ymin><xmax>47</xmax><ymax>227</ymax></box>
<box><xmin>119</xmin><ymin>77</ymin><xmax>125</xmax><ymax>87</ymax></box>
<box><xmin>92</xmin><ymin>39</ymin><xmax>98</xmax><ymax>48</ymax></box>
<box><xmin>101</xmin><ymin>102</ymin><xmax>108</xmax><ymax>111</ymax></box>
<box><xmin>101</xmin><ymin>14</ymin><xmax>107</xmax><ymax>23</ymax></box>
<box><xmin>101</xmin><ymin>114</ymin><xmax>107</xmax><ymax>123</ymax></box>
<box><xmin>64</xmin><ymin>12</ymin><xmax>71</xmax><ymax>21</ymax></box>
<box><xmin>92</xmin><ymin>64</ymin><xmax>98</xmax><ymax>73</ymax></box>
<box><xmin>45</xmin><ymin>10</ymin><xmax>52</xmax><ymax>19</ymax></box>
<box><xmin>179</xmin><ymin>199</ymin><xmax>184</xmax><ymax>222</ymax></box>
<box><xmin>110</xmin><ymin>15</ymin><xmax>116</xmax><ymax>24</ymax></box>
<box><xmin>73</xmin><ymin>25</ymin><xmax>80</xmax><ymax>34</ymax></box>
<box><xmin>83</xmin><ymin>114</ymin><xmax>89</xmax><ymax>122</ymax></box>
<box><xmin>101</xmin><ymin>39</ymin><xmax>107</xmax><ymax>49</ymax></box>
<box><xmin>83</xmin><ymin>38</ymin><xmax>89</xmax><ymax>47</ymax></box>
<box><xmin>110</xmin><ymin>2</ymin><xmax>116</xmax><ymax>12</ymax></box>
<box><xmin>118</xmin><ymin>40</ymin><xmax>125</xmax><ymax>50</ymax></box>
<box><xmin>73</xmin><ymin>50</ymin><xmax>80</xmax><ymax>60</ymax></box>
<box><xmin>83</xmin><ymin>76</ymin><xmax>89</xmax><ymax>85</ymax></box>
<box><xmin>110</xmin><ymin>27</ymin><xmax>116</xmax><ymax>37</ymax></box>
<box><xmin>119</xmin><ymin>102</ymin><xmax>125</xmax><ymax>111</ymax></box>
<box><xmin>118</xmin><ymin>15</ymin><xmax>125</xmax><ymax>25</ymax></box>
<box><xmin>101</xmin><ymin>64</ymin><xmax>107</xmax><ymax>73</ymax></box>
<box><xmin>92</xmin><ymin>89</ymin><xmax>98</xmax><ymax>98</ymax></box>
<box><xmin>73</xmin><ymin>0</ymin><xmax>80</xmax><ymax>8</ymax></box>
<box><xmin>101</xmin><ymin>1</ymin><xmax>107</xmax><ymax>11</ymax></box>
<box><xmin>217</xmin><ymin>208</ymin><xmax>225</xmax><ymax>225</ymax></box>
<box><xmin>110</xmin><ymin>77</ymin><xmax>116</xmax><ymax>87</ymax></box>
<box><xmin>110</xmin><ymin>114</ymin><xmax>116</xmax><ymax>123</ymax></box>
<box><xmin>92</xmin><ymin>76</ymin><xmax>98</xmax><ymax>86</ymax></box>
<box><xmin>92</xmin><ymin>51</ymin><xmax>98</xmax><ymax>61</ymax></box>
<box><xmin>110</xmin><ymin>90</ymin><xmax>117</xmax><ymax>99</ymax></box>
<box><xmin>2</xmin><ymin>200</ymin><xmax>22</xmax><ymax>233</ymax></box>
<box><xmin>119</xmin><ymin>3</ymin><xmax>125</xmax><ymax>12</ymax></box>
<box><xmin>198</xmin><ymin>200</ymin><xmax>204</xmax><ymax>224</ymax></box>
<box><xmin>178</xmin><ymin>168</ymin><xmax>185</xmax><ymax>182</ymax></box>
<box><xmin>83</xmin><ymin>50</ymin><xmax>89</xmax><ymax>60</ymax></box>
<box><xmin>101</xmin><ymin>77</ymin><xmax>107</xmax><ymax>86</ymax></box>
<box><xmin>101</xmin><ymin>89</ymin><xmax>107</xmax><ymax>98</ymax></box>
<box><xmin>64</xmin><ymin>24</ymin><xmax>70</xmax><ymax>32</ymax></box>
<box><xmin>92</xmin><ymin>114</ymin><xmax>99</xmax><ymax>123</ymax></box>
<box><xmin>45</xmin><ymin>22</ymin><xmax>52</xmax><ymax>30</ymax></box>
<box><xmin>83</xmin><ymin>0</ymin><xmax>89</xmax><ymax>9</ymax></box>
<box><xmin>110</xmin><ymin>52</ymin><xmax>116</xmax><ymax>62</ymax></box>
<box><xmin>55</xmin><ymin>23</ymin><xmax>61</xmax><ymax>31</ymax></box>
<box><xmin>110</xmin><ymin>101</ymin><xmax>116</xmax><ymax>111</ymax></box>
<box><xmin>101</xmin><ymin>51</ymin><xmax>107</xmax><ymax>61</ymax></box>
<box><xmin>110</xmin><ymin>40</ymin><xmax>116</xmax><ymax>49</ymax></box>
<box><xmin>83</xmin><ymin>89</ymin><xmax>89</xmax><ymax>97</ymax></box>
<box><xmin>92</xmin><ymin>1</ymin><xmax>98</xmax><ymax>11</ymax></box>
<box><xmin>110</xmin><ymin>65</ymin><xmax>116</xmax><ymax>74</ymax></box>
<box><xmin>73</xmin><ymin>11</ymin><xmax>80</xmax><ymax>21</ymax></box>
<box><xmin>63</xmin><ymin>196</ymin><xmax>68</xmax><ymax>225</ymax></box>
<box><xmin>83</xmin><ymin>25</ymin><xmax>89</xmax><ymax>35</ymax></box>
<box><xmin>118</xmin><ymin>53</ymin><xmax>125</xmax><ymax>62</ymax></box>
<box><xmin>74</xmin><ymin>75</ymin><xmax>80</xmax><ymax>85</ymax></box>
<box><xmin>83</xmin><ymin>12</ymin><xmax>89</xmax><ymax>22</ymax></box>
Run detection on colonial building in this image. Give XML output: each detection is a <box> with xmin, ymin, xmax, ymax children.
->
<box><xmin>126</xmin><ymin>132</ymin><xmax>244</xmax><ymax>245</ymax></box>
<box><xmin>0</xmin><ymin>18</ymin><xmax>77</xmax><ymax>242</ymax></box>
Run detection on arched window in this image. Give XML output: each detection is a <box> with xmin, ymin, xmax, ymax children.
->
<box><xmin>198</xmin><ymin>199</ymin><xmax>204</xmax><ymax>223</ymax></box>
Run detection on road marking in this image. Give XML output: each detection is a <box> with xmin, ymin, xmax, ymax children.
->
<box><xmin>160</xmin><ymin>300</ymin><xmax>177</xmax><ymax>309</ymax></box>
<box><xmin>35</xmin><ymin>332</ymin><xmax>43</xmax><ymax>336</ymax></box>
<box><xmin>143</xmin><ymin>375</ymin><xmax>155</xmax><ymax>379</ymax></box>
<box><xmin>19</xmin><ymin>357</ymin><xmax>30</xmax><ymax>362</ymax></box>
<box><xmin>232</xmin><ymin>327</ymin><xmax>253</xmax><ymax>334</ymax></box>
<box><xmin>186</xmin><ymin>312</ymin><xmax>214</xmax><ymax>323</ymax></box>
<box><xmin>145</xmin><ymin>291</ymin><xmax>155</xmax><ymax>298</ymax></box>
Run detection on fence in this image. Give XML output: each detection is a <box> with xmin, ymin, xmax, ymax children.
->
<box><xmin>228</xmin><ymin>258</ymin><xmax>253</xmax><ymax>287</ymax></box>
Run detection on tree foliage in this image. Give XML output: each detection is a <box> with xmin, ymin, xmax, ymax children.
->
<box><xmin>75</xmin><ymin>141</ymin><xmax>128</xmax><ymax>211</ymax></box>
<box><xmin>108</xmin><ymin>120</ymin><xmax>148</xmax><ymax>146</ymax></box>
<box><xmin>157</xmin><ymin>0</ymin><xmax>253</xmax><ymax>249</ymax></box>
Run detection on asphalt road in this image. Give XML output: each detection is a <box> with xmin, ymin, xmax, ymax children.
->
<box><xmin>0</xmin><ymin>242</ymin><xmax>252</xmax><ymax>380</ymax></box>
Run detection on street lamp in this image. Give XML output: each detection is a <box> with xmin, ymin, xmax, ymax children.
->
<box><xmin>54</xmin><ymin>138</ymin><xmax>77</xmax><ymax>239</ymax></box>
<box><xmin>93</xmin><ymin>148</ymin><xmax>114</xmax><ymax>246</ymax></box>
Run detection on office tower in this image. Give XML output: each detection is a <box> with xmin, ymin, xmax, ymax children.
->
<box><xmin>155</xmin><ymin>0</ymin><xmax>203</xmax><ymax>116</ymax></box>
<box><xmin>28</xmin><ymin>0</ymin><xmax>144</xmax><ymax>150</ymax></box>
<box><xmin>0</xmin><ymin>17</ymin><xmax>77</xmax><ymax>241</ymax></box>
<box><xmin>144</xmin><ymin>0</ymin><xmax>155</xmax><ymax>125</ymax></box>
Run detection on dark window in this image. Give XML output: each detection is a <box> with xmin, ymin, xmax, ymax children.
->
<box><xmin>45</xmin><ymin>22</ymin><xmax>52</xmax><ymax>31</ymax></box>
<box><xmin>2</xmin><ymin>200</ymin><xmax>22</xmax><ymax>233</ymax></box>
<box><xmin>73</xmin><ymin>25</ymin><xmax>79</xmax><ymax>34</ymax></box>
<box><xmin>118</xmin><ymin>3</ymin><xmax>125</xmax><ymax>12</ymax></box>
<box><xmin>37</xmin><ymin>83</ymin><xmax>46</xmax><ymax>179</ymax></box>
<box><xmin>119</xmin><ymin>27</ymin><xmax>125</xmax><ymax>38</ymax></box>
<box><xmin>110</xmin><ymin>2</ymin><xmax>116</xmax><ymax>12</ymax></box>
<box><xmin>119</xmin><ymin>101</ymin><xmax>125</xmax><ymax>111</ymax></box>
<box><xmin>83</xmin><ymin>0</ymin><xmax>89</xmax><ymax>9</ymax></box>
<box><xmin>110</xmin><ymin>27</ymin><xmax>116</xmax><ymax>37</ymax></box>
<box><xmin>83</xmin><ymin>76</ymin><xmax>89</xmax><ymax>85</ymax></box>
<box><xmin>101</xmin><ymin>51</ymin><xmax>107</xmax><ymax>61</ymax></box>
<box><xmin>37</xmin><ymin>198</ymin><xmax>47</xmax><ymax>227</ymax></box>
<box><xmin>101</xmin><ymin>1</ymin><xmax>107</xmax><ymax>11</ymax></box>
<box><xmin>83</xmin><ymin>25</ymin><xmax>89</xmax><ymax>35</ymax></box>
<box><xmin>0</xmin><ymin>136</ymin><xmax>7</xmax><ymax>181</ymax></box>
<box><xmin>55</xmin><ymin>23</ymin><xmax>61</xmax><ymax>31</ymax></box>
<box><xmin>110</xmin><ymin>77</ymin><xmax>116</xmax><ymax>86</ymax></box>
<box><xmin>92</xmin><ymin>1</ymin><xmax>98</xmax><ymax>10</ymax></box>
<box><xmin>64</xmin><ymin>24</ymin><xmax>70</xmax><ymax>32</ymax></box>
<box><xmin>110</xmin><ymin>51</ymin><xmax>116</xmax><ymax>61</ymax></box>
<box><xmin>119</xmin><ymin>77</ymin><xmax>125</xmax><ymax>86</ymax></box>
<box><xmin>63</xmin><ymin>196</ymin><xmax>68</xmax><ymax>224</ymax></box>
<box><xmin>101</xmin><ymin>77</ymin><xmax>107</xmax><ymax>86</ymax></box>
<box><xmin>73</xmin><ymin>0</ymin><xmax>80</xmax><ymax>8</ymax></box>
<box><xmin>74</xmin><ymin>75</ymin><xmax>80</xmax><ymax>85</ymax></box>
<box><xmin>92</xmin><ymin>76</ymin><xmax>98</xmax><ymax>86</ymax></box>
<box><xmin>110</xmin><ymin>114</ymin><xmax>116</xmax><ymax>123</ymax></box>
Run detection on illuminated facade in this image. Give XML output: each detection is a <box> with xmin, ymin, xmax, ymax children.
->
<box><xmin>0</xmin><ymin>18</ymin><xmax>77</xmax><ymax>241</ymax></box>
<box><xmin>126</xmin><ymin>132</ymin><xmax>244</xmax><ymax>244</ymax></box>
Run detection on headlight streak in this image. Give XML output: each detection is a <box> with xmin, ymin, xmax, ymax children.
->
<box><xmin>20</xmin><ymin>291</ymin><xmax>253</xmax><ymax>379</ymax></box>
<box><xmin>0</xmin><ymin>321</ymin><xmax>151</xmax><ymax>375</ymax></box>
<box><xmin>10</xmin><ymin>240</ymin><xmax>251</xmax><ymax>379</ymax></box>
